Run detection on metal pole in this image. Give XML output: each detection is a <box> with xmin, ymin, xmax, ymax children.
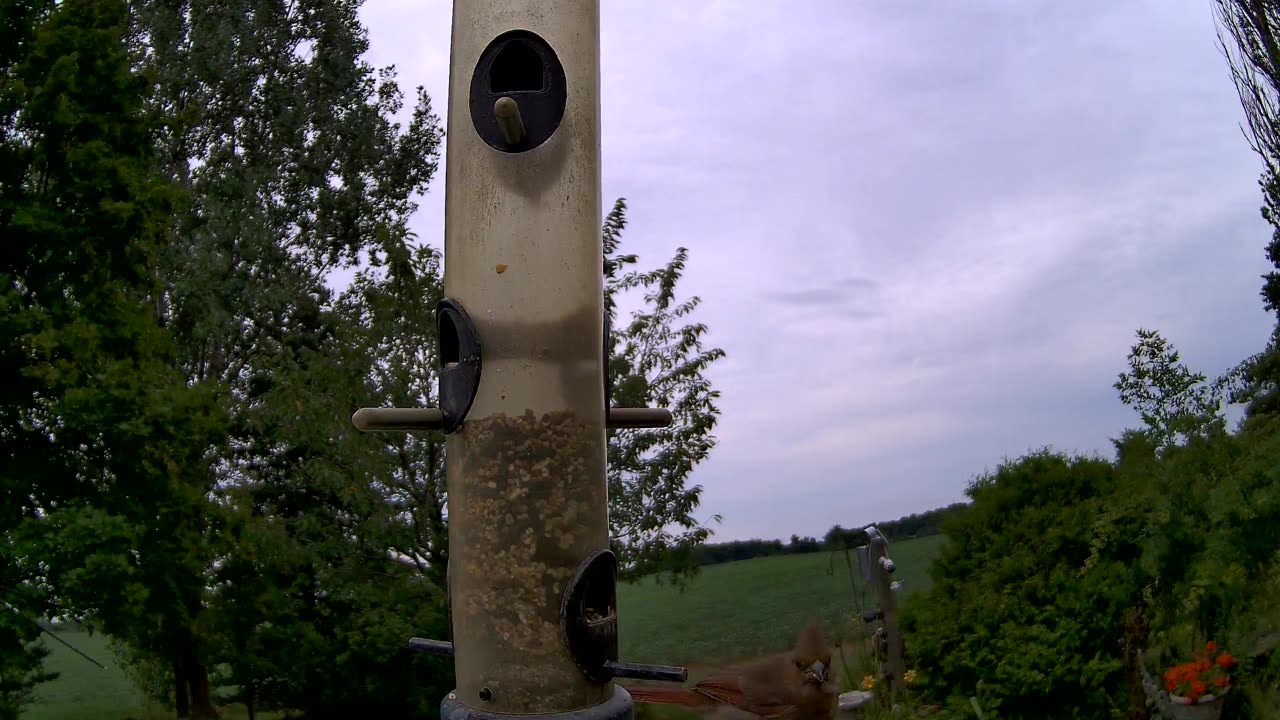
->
<box><xmin>441</xmin><ymin>2</ymin><xmax>614</xmax><ymax>713</ymax></box>
<box><xmin>864</xmin><ymin>527</ymin><xmax>904</xmax><ymax>697</ymax></box>
<box><xmin>354</xmin><ymin>3</ymin><xmax>687</xmax><ymax>719</ymax></box>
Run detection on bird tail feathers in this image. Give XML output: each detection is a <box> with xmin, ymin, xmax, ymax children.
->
<box><xmin>625</xmin><ymin>686</ymin><xmax>713</xmax><ymax>707</ymax></box>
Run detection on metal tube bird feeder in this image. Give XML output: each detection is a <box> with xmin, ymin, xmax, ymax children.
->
<box><xmin>352</xmin><ymin>2</ymin><xmax>687</xmax><ymax>719</ymax></box>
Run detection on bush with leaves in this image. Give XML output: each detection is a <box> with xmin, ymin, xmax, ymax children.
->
<box><xmin>1129</xmin><ymin>413</ymin><xmax>1280</xmax><ymax>719</ymax></box>
<box><xmin>904</xmin><ymin>328</ymin><xmax>1280</xmax><ymax>718</ymax></box>
<box><xmin>1102</xmin><ymin>329</ymin><xmax>1280</xmax><ymax>716</ymax></box>
<box><xmin>902</xmin><ymin>451</ymin><xmax>1142</xmax><ymax>719</ymax></box>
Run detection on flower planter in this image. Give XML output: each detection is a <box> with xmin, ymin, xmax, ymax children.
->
<box><xmin>1166</xmin><ymin>686</ymin><xmax>1228</xmax><ymax>720</ymax></box>
<box><xmin>1137</xmin><ymin>647</ymin><xmax>1237</xmax><ymax>720</ymax></box>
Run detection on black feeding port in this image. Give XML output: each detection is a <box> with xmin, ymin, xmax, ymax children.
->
<box><xmin>560</xmin><ymin>549</ymin><xmax>619</xmax><ymax>683</ymax></box>
<box><xmin>489</xmin><ymin>39</ymin><xmax>546</xmax><ymax>94</ymax></box>
<box><xmin>435</xmin><ymin>298</ymin><xmax>481</xmax><ymax>434</ymax></box>
<box><xmin>470</xmin><ymin>30</ymin><xmax>567</xmax><ymax>153</ymax></box>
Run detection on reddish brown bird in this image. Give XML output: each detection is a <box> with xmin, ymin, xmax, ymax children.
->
<box><xmin>624</xmin><ymin>619</ymin><xmax>841</xmax><ymax>720</ymax></box>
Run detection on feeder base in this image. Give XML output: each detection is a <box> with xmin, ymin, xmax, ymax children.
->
<box><xmin>442</xmin><ymin>685</ymin><xmax>633</xmax><ymax>720</ymax></box>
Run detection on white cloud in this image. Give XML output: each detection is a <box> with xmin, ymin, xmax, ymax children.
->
<box><xmin>355</xmin><ymin>1</ymin><xmax>1277</xmax><ymax>541</ymax></box>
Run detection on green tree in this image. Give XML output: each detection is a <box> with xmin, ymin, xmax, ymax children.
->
<box><xmin>822</xmin><ymin>525</ymin><xmax>865</xmax><ymax>550</ymax></box>
<box><xmin>115</xmin><ymin>0</ymin><xmax>451</xmax><ymax>714</ymax></box>
<box><xmin>337</xmin><ymin>238</ymin><xmax>449</xmax><ymax>591</ymax></box>
<box><xmin>602</xmin><ymin>198</ymin><xmax>726</xmax><ymax>582</ymax></box>
<box><xmin>0</xmin><ymin>0</ymin><xmax>229</xmax><ymax>717</ymax></box>
<box><xmin>201</xmin><ymin>257</ymin><xmax>454</xmax><ymax>718</ymax></box>
<box><xmin>1046</xmin><ymin>329</ymin><xmax>1278</xmax><ymax>717</ymax></box>
<box><xmin>0</xmin><ymin>2</ymin><xmax>62</xmax><ymax>713</ymax></box>
<box><xmin>1094</xmin><ymin>404</ymin><xmax>1280</xmax><ymax>720</ymax></box>
<box><xmin>1215</xmin><ymin>0</ymin><xmax>1280</xmax><ymax>317</ymax></box>
<box><xmin>1113</xmin><ymin>328</ymin><xmax>1223</xmax><ymax>451</ymax></box>
<box><xmin>1213</xmin><ymin>2</ymin><xmax>1280</xmax><ymax>423</ymax></box>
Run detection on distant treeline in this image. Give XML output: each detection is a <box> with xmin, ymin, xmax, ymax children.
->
<box><xmin>688</xmin><ymin>502</ymin><xmax>968</xmax><ymax>568</ymax></box>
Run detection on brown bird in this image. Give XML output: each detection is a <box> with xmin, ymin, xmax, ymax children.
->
<box><xmin>624</xmin><ymin>619</ymin><xmax>841</xmax><ymax>720</ymax></box>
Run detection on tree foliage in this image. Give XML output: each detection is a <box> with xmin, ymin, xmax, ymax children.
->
<box><xmin>905</xmin><ymin>329</ymin><xmax>1280</xmax><ymax>719</ymax></box>
<box><xmin>114</xmin><ymin>0</ymin><xmax>454</xmax><ymax>715</ymax></box>
<box><xmin>898</xmin><ymin>8</ymin><xmax>1280</xmax><ymax>704</ymax></box>
<box><xmin>1</xmin><ymin>0</ymin><xmax>229</xmax><ymax>717</ymax></box>
<box><xmin>603</xmin><ymin>198</ymin><xmax>726</xmax><ymax>582</ymax></box>
<box><xmin>902</xmin><ymin>452</ymin><xmax>1132</xmax><ymax>719</ymax></box>
<box><xmin>1</xmin><ymin>0</ymin><xmax>726</xmax><ymax>716</ymax></box>
<box><xmin>337</xmin><ymin>239</ymin><xmax>449</xmax><ymax>589</ymax></box>
<box><xmin>1113</xmin><ymin>328</ymin><xmax>1220</xmax><ymax>450</ymax></box>
<box><xmin>1215</xmin><ymin>0</ymin><xmax>1280</xmax><ymax>316</ymax></box>
<box><xmin>0</xmin><ymin>606</ymin><xmax>54</xmax><ymax>720</ymax></box>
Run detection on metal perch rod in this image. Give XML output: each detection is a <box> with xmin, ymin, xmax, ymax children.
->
<box><xmin>494</xmin><ymin>96</ymin><xmax>525</xmax><ymax>145</ymax></box>
<box><xmin>408</xmin><ymin>638</ymin><xmax>689</xmax><ymax>683</ymax></box>
<box><xmin>353</xmin><ymin>406</ymin><xmax>673</xmax><ymax>432</ymax></box>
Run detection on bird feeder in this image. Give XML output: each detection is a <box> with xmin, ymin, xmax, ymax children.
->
<box><xmin>862</xmin><ymin>527</ymin><xmax>905</xmax><ymax>693</ymax></box>
<box><xmin>352</xmin><ymin>2</ymin><xmax>687</xmax><ymax>719</ymax></box>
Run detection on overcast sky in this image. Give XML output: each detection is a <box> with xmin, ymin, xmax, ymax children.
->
<box><xmin>353</xmin><ymin>0</ymin><xmax>1277</xmax><ymax>543</ymax></box>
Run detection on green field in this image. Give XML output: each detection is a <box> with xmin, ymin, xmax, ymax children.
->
<box><xmin>25</xmin><ymin>630</ymin><xmax>162</xmax><ymax>720</ymax></box>
<box><xmin>23</xmin><ymin>629</ymin><xmax>276</xmax><ymax>720</ymax></box>
<box><xmin>22</xmin><ymin>537</ymin><xmax>944</xmax><ymax>719</ymax></box>
<box><xmin>617</xmin><ymin>535</ymin><xmax>945</xmax><ymax>667</ymax></box>
<box><xmin>615</xmin><ymin>537</ymin><xmax>945</xmax><ymax>720</ymax></box>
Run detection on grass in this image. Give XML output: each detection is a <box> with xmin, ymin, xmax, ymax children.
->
<box><xmin>25</xmin><ymin>630</ymin><xmax>152</xmax><ymax>720</ymax></box>
<box><xmin>23</xmin><ymin>629</ymin><xmax>278</xmax><ymax>720</ymax></box>
<box><xmin>22</xmin><ymin>536</ymin><xmax>946</xmax><ymax>719</ymax></box>
<box><xmin>618</xmin><ymin>535</ymin><xmax>945</xmax><ymax>667</ymax></box>
<box><xmin>617</xmin><ymin>536</ymin><xmax>946</xmax><ymax>720</ymax></box>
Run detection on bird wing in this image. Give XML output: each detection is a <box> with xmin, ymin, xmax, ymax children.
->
<box><xmin>734</xmin><ymin>655</ymin><xmax>804</xmax><ymax>714</ymax></box>
<box><xmin>625</xmin><ymin>686</ymin><xmax>717</xmax><ymax>707</ymax></box>
<box><xmin>629</xmin><ymin>649</ymin><xmax>814</xmax><ymax>719</ymax></box>
<box><xmin>692</xmin><ymin>676</ymin><xmax>749</xmax><ymax>706</ymax></box>
<box><xmin>627</xmin><ymin>674</ymin><xmax>792</xmax><ymax>718</ymax></box>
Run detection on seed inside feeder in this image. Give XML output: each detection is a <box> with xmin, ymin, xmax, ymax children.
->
<box><xmin>448</xmin><ymin>410</ymin><xmax>610</xmax><ymax>713</ymax></box>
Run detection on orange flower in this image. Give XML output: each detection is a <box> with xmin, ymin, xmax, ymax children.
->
<box><xmin>1164</xmin><ymin>642</ymin><xmax>1238</xmax><ymax>702</ymax></box>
